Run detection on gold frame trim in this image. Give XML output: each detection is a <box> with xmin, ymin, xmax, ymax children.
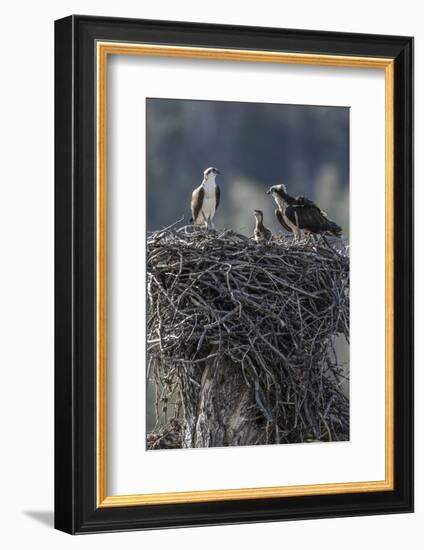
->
<box><xmin>96</xmin><ymin>42</ymin><xmax>395</xmax><ymax>508</ymax></box>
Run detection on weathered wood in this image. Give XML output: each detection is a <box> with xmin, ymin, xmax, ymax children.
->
<box><xmin>146</xmin><ymin>227</ymin><xmax>350</xmax><ymax>449</ymax></box>
<box><xmin>182</xmin><ymin>359</ymin><xmax>258</xmax><ymax>448</ymax></box>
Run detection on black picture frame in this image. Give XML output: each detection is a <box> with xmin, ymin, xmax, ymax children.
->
<box><xmin>55</xmin><ymin>14</ymin><xmax>413</xmax><ymax>534</ymax></box>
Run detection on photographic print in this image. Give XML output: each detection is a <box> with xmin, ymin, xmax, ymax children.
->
<box><xmin>146</xmin><ymin>98</ymin><xmax>350</xmax><ymax>450</ymax></box>
<box><xmin>55</xmin><ymin>17</ymin><xmax>414</xmax><ymax>533</ymax></box>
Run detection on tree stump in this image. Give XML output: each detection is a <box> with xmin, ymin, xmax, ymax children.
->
<box><xmin>146</xmin><ymin>227</ymin><xmax>350</xmax><ymax>450</ymax></box>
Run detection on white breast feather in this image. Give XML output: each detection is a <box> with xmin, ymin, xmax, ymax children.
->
<box><xmin>198</xmin><ymin>178</ymin><xmax>217</xmax><ymax>223</ymax></box>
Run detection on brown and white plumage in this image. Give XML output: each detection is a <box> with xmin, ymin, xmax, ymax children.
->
<box><xmin>190</xmin><ymin>167</ymin><xmax>221</xmax><ymax>228</ymax></box>
<box><xmin>267</xmin><ymin>184</ymin><xmax>342</xmax><ymax>240</ymax></box>
<box><xmin>253</xmin><ymin>210</ymin><xmax>272</xmax><ymax>242</ymax></box>
<box><xmin>275</xmin><ymin>208</ymin><xmax>293</xmax><ymax>233</ymax></box>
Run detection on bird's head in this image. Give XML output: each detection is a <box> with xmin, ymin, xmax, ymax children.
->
<box><xmin>253</xmin><ymin>209</ymin><xmax>263</xmax><ymax>221</ymax></box>
<box><xmin>266</xmin><ymin>184</ymin><xmax>287</xmax><ymax>196</ymax></box>
<box><xmin>203</xmin><ymin>166</ymin><xmax>220</xmax><ymax>180</ymax></box>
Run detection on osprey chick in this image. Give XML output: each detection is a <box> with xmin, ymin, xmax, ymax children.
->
<box><xmin>190</xmin><ymin>167</ymin><xmax>221</xmax><ymax>229</ymax></box>
<box><xmin>267</xmin><ymin>184</ymin><xmax>342</xmax><ymax>240</ymax></box>
<box><xmin>253</xmin><ymin>210</ymin><xmax>272</xmax><ymax>242</ymax></box>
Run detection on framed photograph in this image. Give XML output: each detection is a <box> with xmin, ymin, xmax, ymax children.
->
<box><xmin>54</xmin><ymin>15</ymin><xmax>413</xmax><ymax>534</ymax></box>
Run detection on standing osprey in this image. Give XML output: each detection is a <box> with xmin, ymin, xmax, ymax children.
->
<box><xmin>267</xmin><ymin>184</ymin><xmax>342</xmax><ymax>240</ymax></box>
<box><xmin>253</xmin><ymin>210</ymin><xmax>272</xmax><ymax>242</ymax></box>
<box><xmin>190</xmin><ymin>167</ymin><xmax>221</xmax><ymax>229</ymax></box>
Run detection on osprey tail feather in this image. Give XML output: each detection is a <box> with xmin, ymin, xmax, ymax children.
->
<box><xmin>325</xmin><ymin>219</ymin><xmax>343</xmax><ymax>237</ymax></box>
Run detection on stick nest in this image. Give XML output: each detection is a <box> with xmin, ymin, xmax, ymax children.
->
<box><xmin>147</xmin><ymin>226</ymin><xmax>350</xmax><ymax>446</ymax></box>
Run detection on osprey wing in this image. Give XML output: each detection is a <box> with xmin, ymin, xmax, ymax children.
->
<box><xmin>286</xmin><ymin>201</ymin><xmax>342</xmax><ymax>235</ymax></box>
<box><xmin>215</xmin><ymin>184</ymin><xmax>221</xmax><ymax>211</ymax></box>
<box><xmin>264</xmin><ymin>226</ymin><xmax>272</xmax><ymax>241</ymax></box>
<box><xmin>190</xmin><ymin>186</ymin><xmax>205</xmax><ymax>223</ymax></box>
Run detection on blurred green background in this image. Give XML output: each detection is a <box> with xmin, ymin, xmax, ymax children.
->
<box><xmin>146</xmin><ymin>98</ymin><xmax>349</xmax><ymax>238</ymax></box>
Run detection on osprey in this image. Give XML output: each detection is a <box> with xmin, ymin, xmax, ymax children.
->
<box><xmin>267</xmin><ymin>184</ymin><xmax>342</xmax><ymax>240</ymax></box>
<box><xmin>190</xmin><ymin>167</ymin><xmax>221</xmax><ymax>229</ymax></box>
<box><xmin>253</xmin><ymin>210</ymin><xmax>272</xmax><ymax>242</ymax></box>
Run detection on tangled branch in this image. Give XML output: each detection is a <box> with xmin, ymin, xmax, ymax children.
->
<box><xmin>147</xmin><ymin>226</ymin><xmax>349</xmax><ymax>446</ymax></box>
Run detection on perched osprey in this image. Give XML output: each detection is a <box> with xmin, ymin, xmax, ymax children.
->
<box><xmin>190</xmin><ymin>167</ymin><xmax>221</xmax><ymax>229</ymax></box>
<box><xmin>253</xmin><ymin>210</ymin><xmax>272</xmax><ymax>242</ymax></box>
<box><xmin>267</xmin><ymin>184</ymin><xmax>342</xmax><ymax>240</ymax></box>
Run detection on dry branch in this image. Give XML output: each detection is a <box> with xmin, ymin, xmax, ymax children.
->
<box><xmin>147</xmin><ymin>226</ymin><xmax>349</xmax><ymax>448</ymax></box>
